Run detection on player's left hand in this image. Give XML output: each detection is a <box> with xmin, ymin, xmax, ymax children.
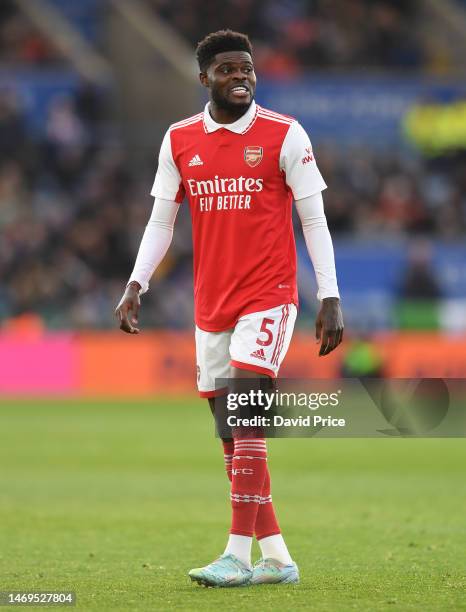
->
<box><xmin>315</xmin><ymin>297</ymin><xmax>344</xmax><ymax>356</ymax></box>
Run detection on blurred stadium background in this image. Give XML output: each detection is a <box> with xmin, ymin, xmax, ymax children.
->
<box><xmin>1</xmin><ymin>0</ymin><xmax>466</xmax><ymax>396</ymax></box>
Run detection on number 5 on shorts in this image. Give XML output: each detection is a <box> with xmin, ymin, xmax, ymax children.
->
<box><xmin>256</xmin><ymin>318</ymin><xmax>274</xmax><ymax>346</ymax></box>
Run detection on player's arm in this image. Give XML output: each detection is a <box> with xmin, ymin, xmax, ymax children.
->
<box><xmin>115</xmin><ymin>198</ymin><xmax>180</xmax><ymax>334</ymax></box>
<box><xmin>280</xmin><ymin>120</ymin><xmax>343</xmax><ymax>356</ymax></box>
<box><xmin>115</xmin><ymin>128</ymin><xmax>184</xmax><ymax>334</ymax></box>
<box><xmin>295</xmin><ymin>193</ymin><xmax>343</xmax><ymax>356</ymax></box>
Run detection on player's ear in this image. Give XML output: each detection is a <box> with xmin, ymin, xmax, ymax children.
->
<box><xmin>199</xmin><ymin>72</ymin><xmax>209</xmax><ymax>88</ymax></box>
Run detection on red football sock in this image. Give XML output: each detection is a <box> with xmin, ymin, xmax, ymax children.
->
<box><xmin>230</xmin><ymin>437</ymin><xmax>267</xmax><ymax>537</ymax></box>
<box><xmin>222</xmin><ymin>439</ymin><xmax>234</xmax><ymax>481</ymax></box>
<box><xmin>255</xmin><ymin>465</ymin><xmax>281</xmax><ymax>540</ymax></box>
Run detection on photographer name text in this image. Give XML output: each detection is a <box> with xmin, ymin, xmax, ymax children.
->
<box><xmin>226</xmin><ymin>415</ymin><xmax>346</xmax><ymax>427</ymax></box>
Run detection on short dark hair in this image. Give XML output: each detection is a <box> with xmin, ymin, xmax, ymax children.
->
<box><xmin>196</xmin><ymin>30</ymin><xmax>252</xmax><ymax>72</ymax></box>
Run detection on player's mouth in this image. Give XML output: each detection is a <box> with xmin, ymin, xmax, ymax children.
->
<box><xmin>229</xmin><ymin>85</ymin><xmax>250</xmax><ymax>100</ymax></box>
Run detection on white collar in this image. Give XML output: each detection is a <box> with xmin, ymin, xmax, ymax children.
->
<box><xmin>203</xmin><ymin>100</ymin><xmax>257</xmax><ymax>134</ymax></box>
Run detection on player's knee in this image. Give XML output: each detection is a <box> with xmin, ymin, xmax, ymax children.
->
<box><xmin>232</xmin><ymin>425</ymin><xmax>264</xmax><ymax>439</ymax></box>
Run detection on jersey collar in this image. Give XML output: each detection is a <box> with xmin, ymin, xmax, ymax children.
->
<box><xmin>203</xmin><ymin>100</ymin><xmax>257</xmax><ymax>134</ymax></box>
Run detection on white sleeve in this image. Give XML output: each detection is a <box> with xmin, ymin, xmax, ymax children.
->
<box><xmin>280</xmin><ymin>121</ymin><xmax>327</xmax><ymax>200</ymax></box>
<box><xmin>128</xmin><ymin>198</ymin><xmax>180</xmax><ymax>294</ymax></box>
<box><xmin>295</xmin><ymin>192</ymin><xmax>340</xmax><ymax>301</ymax></box>
<box><xmin>150</xmin><ymin>130</ymin><xmax>184</xmax><ymax>202</ymax></box>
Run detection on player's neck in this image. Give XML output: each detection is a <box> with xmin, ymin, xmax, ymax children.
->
<box><xmin>208</xmin><ymin>101</ymin><xmax>249</xmax><ymax>125</ymax></box>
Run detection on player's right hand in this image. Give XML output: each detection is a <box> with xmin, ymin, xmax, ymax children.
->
<box><xmin>114</xmin><ymin>282</ymin><xmax>141</xmax><ymax>334</ymax></box>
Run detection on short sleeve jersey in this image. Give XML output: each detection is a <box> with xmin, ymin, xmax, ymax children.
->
<box><xmin>151</xmin><ymin>101</ymin><xmax>327</xmax><ymax>332</ymax></box>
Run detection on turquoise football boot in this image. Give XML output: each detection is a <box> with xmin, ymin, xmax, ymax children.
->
<box><xmin>251</xmin><ymin>558</ymin><xmax>300</xmax><ymax>584</ymax></box>
<box><xmin>188</xmin><ymin>554</ymin><xmax>252</xmax><ymax>587</ymax></box>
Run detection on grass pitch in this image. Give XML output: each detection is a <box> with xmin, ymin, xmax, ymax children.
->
<box><xmin>0</xmin><ymin>398</ymin><xmax>465</xmax><ymax>611</ymax></box>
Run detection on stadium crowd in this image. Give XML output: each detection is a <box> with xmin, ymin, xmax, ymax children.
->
<box><xmin>0</xmin><ymin>0</ymin><xmax>63</xmax><ymax>65</ymax></box>
<box><xmin>1</xmin><ymin>1</ymin><xmax>464</xmax><ymax>329</ymax></box>
<box><xmin>0</xmin><ymin>83</ymin><xmax>198</xmax><ymax>330</ymax></box>
<box><xmin>1</xmin><ymin>85</ymin><xmax>464</xmax><ymax>330</ymax></box>
<box><xmin>154</xmin><ymin>0</ymin><xmax>425</xmax><ymax>74</ymax></box>
<box><xmin>0</xmin><ymin>0</ymin><xmax>442</xmax><ymax>74</ymax></box>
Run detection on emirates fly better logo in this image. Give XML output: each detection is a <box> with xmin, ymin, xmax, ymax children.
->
<box><xmin>244</xmin><ymin>146</ymin><xmax>263</xmax><ymax>167</ymax></box>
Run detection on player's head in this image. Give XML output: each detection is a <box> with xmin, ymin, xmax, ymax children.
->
<box><xmin>196</xmin><ymin>30</ymin><xmax>256</xmax><ymax>114</ymax></box>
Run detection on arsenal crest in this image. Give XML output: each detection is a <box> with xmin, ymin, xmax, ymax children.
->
<box><xmin>244</xmin><ymin>146</ymin><xmax>263</xmax><ymax>168</ymax></box>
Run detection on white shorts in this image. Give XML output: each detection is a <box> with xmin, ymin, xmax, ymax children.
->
<box><xmin>195</xmin><ymin>303</ymin><xmax>297</xmax><ymax>397</ymax></box>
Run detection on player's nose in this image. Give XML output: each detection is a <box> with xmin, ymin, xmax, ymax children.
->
<box><xmin>231</xmin><ymin>68</ymin><xmax>247</xmax><ymax>82</ymax></box>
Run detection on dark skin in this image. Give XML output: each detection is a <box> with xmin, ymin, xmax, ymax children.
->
<box><xmin>115</xmin><ymin>50</ymin><xmax>344</xmax><ymax>431</ymax></box>
<box><xmin>115</xmin><ymin>285</ymin><xmax>343</xmax><ymax>356</ymax></box>
<box><xmin>199</xmin><ymin>50</ymin><xmax>257</xmax><ymax>124</ymax></box>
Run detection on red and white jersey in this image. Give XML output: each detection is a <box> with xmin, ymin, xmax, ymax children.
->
<box><xmin>151</xmin><ymin>101</ymin><xmax>327</xmax><ymax>331</ymax></box>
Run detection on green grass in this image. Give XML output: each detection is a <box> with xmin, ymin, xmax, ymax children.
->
<box><xmin>0</xmin><ymin>398</ymin><xmax>465</xmax><ymax>611</ymax></box>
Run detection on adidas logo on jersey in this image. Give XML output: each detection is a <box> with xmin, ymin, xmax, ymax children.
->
<box><xmin>188</xmin><ymin>154</ymin><xmax>203</xmax><ymax>166</ymax></box>
<box><xmin>250</xmin><ymin>348</ymin><xmax>266</xmax><ymax>361</ymax></box>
